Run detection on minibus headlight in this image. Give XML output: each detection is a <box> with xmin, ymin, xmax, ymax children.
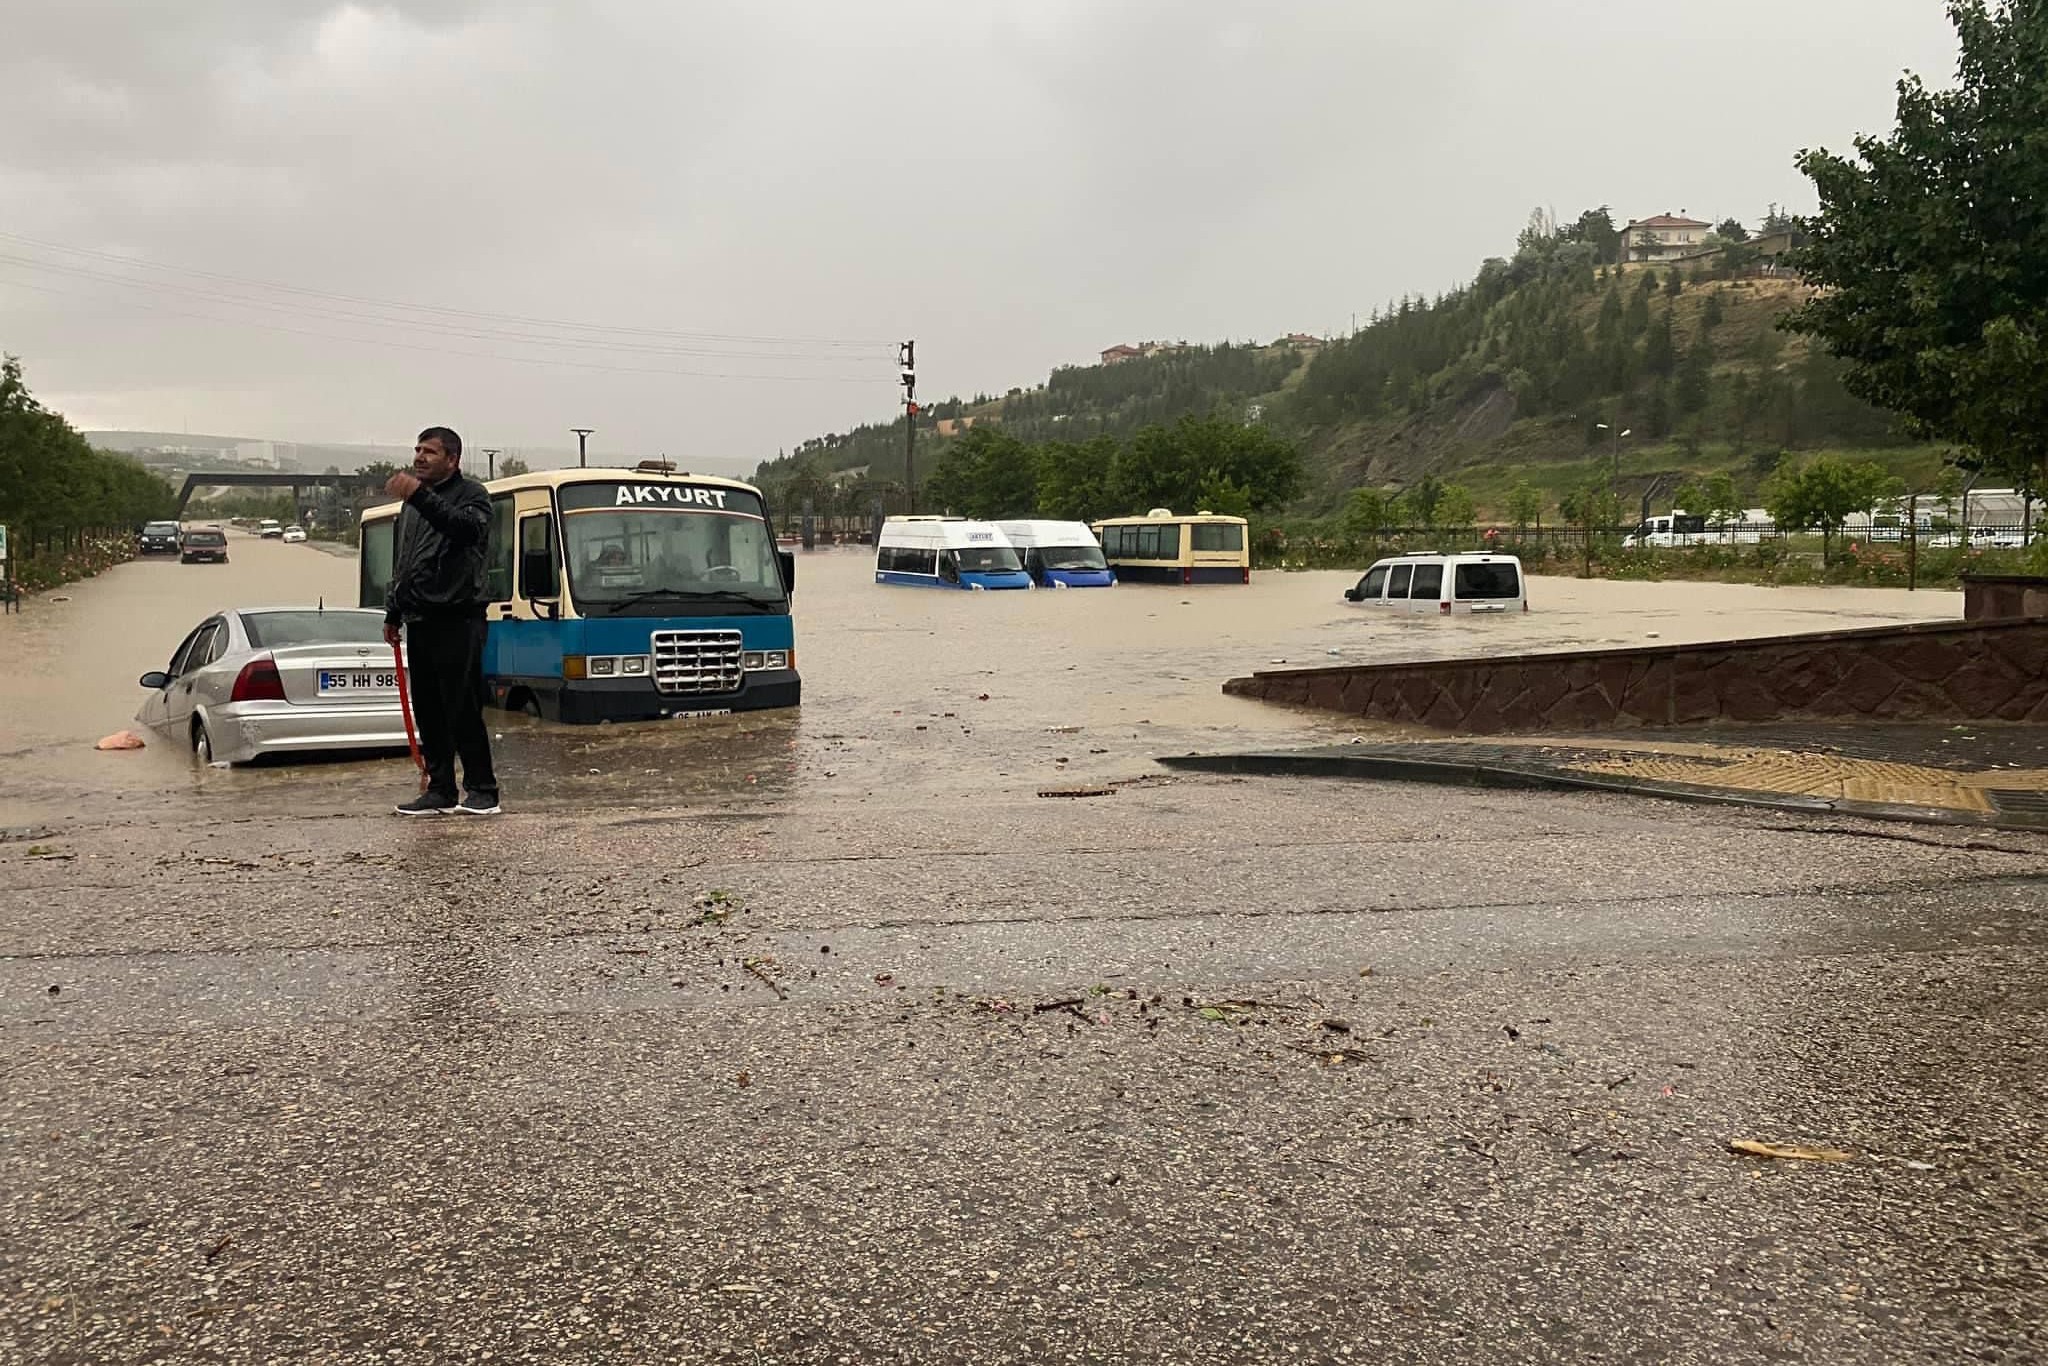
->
<box><xmin>621</xmin><ymin>656</ymin><xmax>648</xmax><ymax>676</ymax></box>
<box><xmin>589</xmin><ymin>656</ymin><xmax>617</xmax><ymax>676</ymax></box>
<box><xmin>763</xmin><ymin>650</ymin><xmax>788</xmax><ymax>670</ymax></box>
<box><xmin>743</xmin><ymin>651</ymin><xmax>766</xmax><ymax>670</ymax></box>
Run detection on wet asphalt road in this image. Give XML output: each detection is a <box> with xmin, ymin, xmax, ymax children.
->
<box><xmin>1</xmin><ymin>542</ymin><xmax>2043</xmax><ymax>1362</ymax></box>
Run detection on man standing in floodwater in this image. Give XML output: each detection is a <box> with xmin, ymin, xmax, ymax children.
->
<box><xmin>382</xmin><ymin>426</ymin><xmax>500</xmax><ymax>816</ymax></box>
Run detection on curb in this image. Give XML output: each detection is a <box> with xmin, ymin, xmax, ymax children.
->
<box><xmin>1156</xmin><ymin>749</ymin><xmax>2048</xmax><ymax>833</ymax></box>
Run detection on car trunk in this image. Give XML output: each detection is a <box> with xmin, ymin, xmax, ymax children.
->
<box><xmin>272</xmin><ymin>642</ymin><xmax>401</xmax><ymax>706</ymax></box>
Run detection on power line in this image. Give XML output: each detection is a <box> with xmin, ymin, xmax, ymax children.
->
<box><xmin>0</xmin><ymin>251</ymin><xmax>889</xmax><ymax>365</ymax></box>
<box><xmin>0</xmin><ymin>229</ymin><xmax>897</xmax><ymax>352</ymax></box>
<box><xmin>0</xmin><ymin>274</ymin><xmax>887</xmax><ymax>385</ymax></box>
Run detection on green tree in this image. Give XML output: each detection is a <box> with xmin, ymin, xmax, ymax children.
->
<box><xmin>1783</xmin><ymin>0</ymin><xmax>2048</xmax><ymax>499</ymax></box>
<box><xmin>1701</xmin><ymin>290</ymin><xmax>1726</xmax><ymax>329</ymax></box>
<box><xmin>1435</xmin><ymin>484</ymin><xmax>1477</xmax><ymax>530</ymax></box>
<box><xmin>1764</xmin><ymin>455</ymin><xmax>1901</xmax><ymax>565</ymax></box>
<box><xmin>1034</xmin><ymin>435</ymin><xmax>1116</xmax><ymax>521</ymax></box>
<box><xmin>498</xmin><ymin>456</ymin><xmax>531</xmax><ymax>477</ymax></box>
<box><xmin>924</xmin><ymin>427</ymin><xmax>1037</xmax><ymax>518</ymax></box>
<box><xmin>0</xmin><ymin>356</ymin><xmax>175</xmax><ymax>537</ymax></box>
<box><xmin>1343</xmin><ymin>487</ymin><xmax>1397</xmax><ymax>542</ymax></box>
<box><xmin>1644</xmin><ymin>312</ymin><xmax>1678</xmax><ymax>376</ymax></box>
<box><xmin>1701</xmin><ymin>473</ymin><xmax>1745</xmax><ymax>528</ymax></box>
<box><xmin>1403</xmin><ymin>473</ymin><xmax>1445</xmax><ymax>527</ymax></box>
<box><xmin>1715</xmin><ymin>217</ymin><xmax>1751</xmax><ymax>243</ymax></box>
<box><xmin>1624</xmin><ymin>289</ymin><xmax>1651</xmax><ymax>339</ymax></box>
<box><xmin>1664</xmin><ymin>268</ymin><xmax>1684</xmax><ymax>298</ymax></box>
<box><xmin>1505</xmin><ymin>482</ymin><xmax>1543</xmax><ymax>531</ymax></box>
<box><xmin>1676</xmin><ymin>330</ymin><xmax>1714</xmax><ymax>413</ymax></box>
<box><xmin>1110</xmin><ymin>415</ymin><xmax>1301</xmax><ymax>515</ymax></box>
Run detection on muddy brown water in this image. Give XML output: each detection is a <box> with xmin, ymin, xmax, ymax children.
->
<box><xmin>0</xmin><ymin>532</ymin><xmax>1962</xmax><ymax>825</ymax></box>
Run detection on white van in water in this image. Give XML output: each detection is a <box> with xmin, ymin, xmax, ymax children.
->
<box><xmin>1345</xmin><ymin>552</ymin><xmax>1527</xmax><ymax>614</ymax></box>
<box><xmin>995</xmin><ymin>520</ymin><xmax>1114</xmax><ymax>587</ymax></box>
<box><xmin>875</xmin><ymin>516</ymin><xmax>1033</xmax><ymax>590</ymax></box>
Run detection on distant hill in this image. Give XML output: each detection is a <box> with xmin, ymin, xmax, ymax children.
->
<box><xmin>756</xmin><ymin>220</ymin><xmax>1941</xmax><ymax>518</ymax></box>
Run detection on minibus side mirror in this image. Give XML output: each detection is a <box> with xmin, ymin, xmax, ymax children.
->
<box><xmin>777</xmin><ymin>550</ymin><xmax>795</xmax><ymax>592</ymax></box>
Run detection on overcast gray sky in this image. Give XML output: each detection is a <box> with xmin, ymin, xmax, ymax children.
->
<box><xmin>2</xmin><ymin>1</ymin><xmax>1959</xmax><ymax>472</ymax></box>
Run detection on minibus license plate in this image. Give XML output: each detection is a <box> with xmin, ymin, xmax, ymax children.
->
<box><xmin>668</xmin><ymin>708</ymin><xmax>733</xmax><ymax>720</ymax></box>
<box><xmin>319</xmin><ymin>670</ymin><xmax>397</xmax><ymax>694</ymax></box>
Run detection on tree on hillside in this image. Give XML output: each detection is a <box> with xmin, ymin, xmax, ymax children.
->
<box><xmin>1715</xmin><ymin>218</ymin><xmax>1751</xmax><ymax>242</ymax></box>
<box><xmin>1113</xmin><ymin>416</ymin><xmax>1301</xmax><ymax>515</ymax></box>
<box><xmin>1645</xmin><ymin>313</ymin><xmax>1678</xmax><ymax>377</ymax></box>
<box><xmin>1344</xmin><ymin>487</ymin><xmax>1397</xmax><ymax>542</ymax></box>
<box><xmin>1760</xmin><ymin>203</ymin><xmax>1799</xmax><ymax>236</ymax></box>
<box><xmin>1676</xmin><ymin>330</ymin><xmax>1714</xmax><ymax>414</ymax></box>
<box><xmin>1506</xmin><ymin>482</ymin><xmax>1544</xmax><ymax>531</ymax></box>
<box><xmin>1561</xmin><ymin>206</ymin><xmax>1623</xmax><ymax>264</ymax></box>
<box><xmin>1784</xmin><ymin>0</ymin><xmax>2048</xmax><ymax>502</ymax></box>
<box><xmin>1435</xmin><ymin>484</ymin><xmax>1477</xmax><ymax>530</ymax></box>
<box><xmin>1765</xmin><ymin>455</ymin><xmax>1901</xmax><ymax>565</ymax></box>
<box><xmin>1624</xmin><ymin>289</ymin><xmax>1651</xmax><ymax>339</ymax></box>
<box><xmin>924</xmin><ymin>427</ymin><xmax>1038</xmax><ymax>518</ymax></box>
<box><xmin>1664</xmin><ymin>269</ymin><xmax>1684</xmax><ymax>298</ymax></box>
<box><xmin>1035</xmin><ymin>436</ymin><xmax>1117</xmax><ymax>522</ymax></box>
<box><xmin>499</xmin><ymin>456</ymin><xmax>531</xmax><ymax>477</ymax></box>
<box><xmin>1702</xmin><ymin>291</ymin><xmax>1726</xmax><ymax>329</ymax></box>
<box><xmin>1403</xmin><ymin>474</ymin><xmax>1445</xmax><ymax>527</ymax></box>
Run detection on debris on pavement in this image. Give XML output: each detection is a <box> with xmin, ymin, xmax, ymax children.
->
<box><xmin>1037</xmin><ymin>787</ymin><xmax>1115</xmax><ymax>799</ymax></box>
<box><xmin>1728</xmin><ymin>1139</ymin><xmax>1856</xmax><ymax>1163</ymax></box>
<box><xmin>95</xmin><ymin>730</ymin><xmax>145</xmax><ymax>751</ymax></box>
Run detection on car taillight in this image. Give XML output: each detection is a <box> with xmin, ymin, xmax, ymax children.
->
<box><xmin>231</xmin><ymin>658</ymin><xmax>286</xmax><ymax>702</ymax></box>
<box><xmin>1440</xmin><ymin>601</ymin><xmax>1452</xmax><ymax>615</ymax></box>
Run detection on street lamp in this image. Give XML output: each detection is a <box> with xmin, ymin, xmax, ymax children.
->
<box><xmin>1595</xmin><ymin>422</ymin><xmax>1633</xmax><ymax>489</ymax></box>
<box><xmin>571</xmin><ymin>428</ymin><xmax>594</xmax><ymax>469</ymax></box>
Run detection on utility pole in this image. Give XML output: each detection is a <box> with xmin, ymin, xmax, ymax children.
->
<box><xmin>571</xmin><ymin>428</ymin><xmax>594</xmax><ymax>469</ymax></box>
<box><xmin>481</xmin><ymin>448</ymin><xmax>502</xmax><ymax>480</ymax></box>
<box><xmin>899</xmin><ymin>341</ymin><xmax>917</xmax><ymax>514</ymax></box>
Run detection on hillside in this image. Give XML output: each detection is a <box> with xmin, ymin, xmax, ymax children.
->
<box><xmin>755</xmin><ymin>219</ymin><xmax>1942</xmax><ymax>520</ymax></box>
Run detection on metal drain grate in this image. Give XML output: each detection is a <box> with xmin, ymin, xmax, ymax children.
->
<box><xmin>1986</xmin><ymin>789</ymin><xmax>2048</xmax><ymax>817</ymax></box>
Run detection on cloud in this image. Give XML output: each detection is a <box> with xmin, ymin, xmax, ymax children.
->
<box><xmin>0</xmin><ymin>0</ymin><xmax>1962</xmax><ymax>464</ymax></box>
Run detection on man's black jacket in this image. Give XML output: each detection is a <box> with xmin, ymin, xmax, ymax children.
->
<box><xmin>384</xmin><ymin>471</ymin><xmax>492</xmax><ymax>624</ymax></box>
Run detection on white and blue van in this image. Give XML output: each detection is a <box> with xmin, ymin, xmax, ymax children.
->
<box><xmin>995</xmin><ymin>520</ymin><xmax>1115</xmax><ymax>588</ymax></box>
<box><xmin>875</xmin><ymin>516</ymin><xmax>1033</xmax><ymax>590</ymax></box>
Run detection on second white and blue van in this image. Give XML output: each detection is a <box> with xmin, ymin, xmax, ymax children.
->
<box><xmin>874</xmin><ymin>517</ymin><xmax>1033</xmax><ymax>590</ymax></box>
<box><xmin>995</xmin><ymin>520</ymin><xmax>1114</xmax><ymax>588</ymax></box>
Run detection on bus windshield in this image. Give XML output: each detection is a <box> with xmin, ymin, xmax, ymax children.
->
<box><xmin>1038</xmin><ymin>544</ymin><xmax>1107</xmax><ymax>571</ymax></box>
<box><xmin>955</xmin><ymin>545</ymin><xmax>1023</xmax><ymax>574</ymax></box>
<box><xmin>560</xmin><ymin>492</ymin><xmax>785</xmax><ymax>615</ymax></box>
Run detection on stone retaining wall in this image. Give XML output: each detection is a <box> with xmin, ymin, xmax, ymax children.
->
<box><xmin>1222</xmin><ymin>618</ymin><xmax>2048</xmax><ymax>733</ymax></box>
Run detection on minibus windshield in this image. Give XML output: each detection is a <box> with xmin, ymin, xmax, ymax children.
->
<box><xmin>955</xmin><ymin>546</ymin><xmax>1023</xmax><ymax>574</ymax></box>
<box><xmin>1039</xmin><ymin>545</ymin><xmax>1107</xmax><ymax>571</ymax></box>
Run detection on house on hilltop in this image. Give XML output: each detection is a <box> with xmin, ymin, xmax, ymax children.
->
<box><xmin>1278</xmin><ymin>333</ymin><xmax>1323</xmax><ymax>351</ymax></box>
<box><xmin>1099</xmin><ymin>340</ymin><xmax>1191</xmax><ymax>365</ymax></box>
<box><xmin>1099</xmin><ymin>344</ymin><xmax>1143</xmax><ymax>366</ymax></box>
<box><xmin>1623</xmin><ymin>214</ymin><xmax>1712</xmax><ymax>262</ymax></box>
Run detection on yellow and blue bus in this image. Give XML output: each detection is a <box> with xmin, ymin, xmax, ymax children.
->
<box><xmin>1091</xmin><ymin>509</ymin><xmax>1250</xmax><ymax>584</ymax></box>
<box><xmin>360</xmin><ymin>463</ymin><xmax>797</xmax><ymax>723</ymax></box>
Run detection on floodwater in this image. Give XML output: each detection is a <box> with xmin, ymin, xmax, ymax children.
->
<box><xmin>0</xmin><ymin>532</ymin><xmax>1963</xmax><ymax>824</ymax></box>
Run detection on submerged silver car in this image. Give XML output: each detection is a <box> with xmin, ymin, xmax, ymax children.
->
<box><xmin>136</xmin><ymin>607</ymin><xmax>409</xmax><ymax>764</ymax></box>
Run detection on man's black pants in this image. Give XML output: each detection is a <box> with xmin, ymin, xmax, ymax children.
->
<box><xmin>405</xmin><ymin>615</ymin><xmax>498</xmax><ymax>801</ymax></box>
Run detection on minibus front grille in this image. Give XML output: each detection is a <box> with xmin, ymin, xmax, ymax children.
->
<box><xmin>650</xmin><ymin>629</ymin><xmax>745</xmax><ymax>694</ymax></box>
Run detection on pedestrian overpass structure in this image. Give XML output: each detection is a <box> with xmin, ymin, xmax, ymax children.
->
<box><xmin>173</xmin><ymin>470</ymin><xmax>389</xmax><ymax>519</ymax></box>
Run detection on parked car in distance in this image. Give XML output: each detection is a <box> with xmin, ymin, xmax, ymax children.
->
<box><xmin>135</xmin><ymin>607</ymin><xmax>409</xmax><ymax>764</ymax></box>
<box><xmin>281</xmin><ymin>525</ymin><xmax>308</xmax><ymax>543</ymax></box>
<box><xmin>258</xmin><ymin>519</ymin><xmax>284</xmax><ymax>539</ymax></box>
<box><xmin>1345</xmin><ymin>552</ymin><xmax>1528</xmax><ymax>614</ymax></box>
<box><xmin>138</xmin><ymin>521</ymin><xmax>182</xmax><ymax>555</ymax></box>
<box><xmin>179</xmin><ymin>527</ymin><xmax>229</xmax><ymax>564</ymax></box>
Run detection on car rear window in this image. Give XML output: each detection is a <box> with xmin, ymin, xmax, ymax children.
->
<box><xmin>240</xmin><ymin>611</ymin><xmax>388</xmax><ymax>648</ymax></box>
<box><xmin>145</xmin><ymin>523</ymin><xmax>179</xmax><ymax>534</ymax></box>
<box><xmin>185</xmin><ymin>532</ymin><xmax>225</xmax><ymax>545</ymax></box>
<box><xmin>1454</xmin><ymin>563</ymin><xmax>1521</xmax><ymax>599</ymax></box>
